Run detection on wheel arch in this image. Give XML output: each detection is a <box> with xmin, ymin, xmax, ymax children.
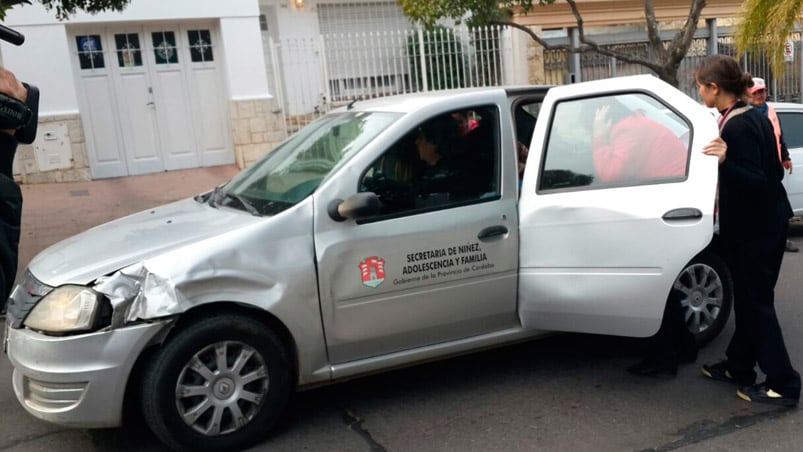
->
<box><xmin>122</xmin><ymin>302</ymin><xmax>299</xmax><ymax>425</ymax></box>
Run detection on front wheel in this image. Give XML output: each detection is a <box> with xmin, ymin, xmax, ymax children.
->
<box><xmin>673</xmin><ymin>251</ymin><xmax>733</xmax><ymax>346</ymax></box>
<box><xmin>140</xmin><ymin>313</ymin><xmax>291</xmax><ymax>451</ymax></box>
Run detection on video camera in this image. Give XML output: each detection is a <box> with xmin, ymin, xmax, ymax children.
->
<box><xmin>0</xmin><ymin>23</ymin><xmax>38</xmax><ymax>144</ymax></box>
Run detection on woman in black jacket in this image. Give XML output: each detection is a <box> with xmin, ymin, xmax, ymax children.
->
<box><xmin>696</xmin><ymin>55</ymin><xmax>800</xmax><ymax>407</ymax></box>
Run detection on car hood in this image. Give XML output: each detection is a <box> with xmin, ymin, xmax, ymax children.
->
<box><xmin>28</xmin><ymin>197</ymin><xmax>262</xmax><ymax>286</ymax></box>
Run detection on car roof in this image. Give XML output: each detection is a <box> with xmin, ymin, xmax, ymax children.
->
<box><xmin>770</xmin><ymin>101</ymin><xmax>803</xmax><ymax>112</ymax></box>
<box><xmin>331</xmin><ymin>85</ymin><xmax>551</xmax><ymax>114</ymax></box>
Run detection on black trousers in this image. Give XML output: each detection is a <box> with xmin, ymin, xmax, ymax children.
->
<box><xmin>651</xmin><ymin>288</ymin><xmax>697</xmax><ymax>363</ymax></box>
<box><xmin>723</xmin><ymin>226</ymin><xmax>801</xmax><ymax>399</ymax></box>
<box><xmin>0</xmin><ymin>172</ymin><xmax>21</xmax><ymax>306</ymax></box>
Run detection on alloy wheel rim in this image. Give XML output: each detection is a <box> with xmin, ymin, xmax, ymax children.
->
<box><xmin>674</xmin><ymin>263</ymin><xmax>724</xmax><ymax>334</ymax></box>
<box><xmin>175</xmin><ymin>340</ymin><xmax>270</xmax><ymax>436</ymax></box>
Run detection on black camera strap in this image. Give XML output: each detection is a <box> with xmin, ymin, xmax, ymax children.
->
<box><xmin>0</xmin><ymin>83</ymin><xmax>38</xmax><ymax>144</ymax></box>
<box><xmin>15</xmin><ymin>83</ymin><xmax>38</xmax><ymax>144</ymax></box>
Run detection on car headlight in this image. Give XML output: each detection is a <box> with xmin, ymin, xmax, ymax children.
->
<box><xmin>24</xmin><ymin>285</ymin><xmax>103</xmax><ymax>334</ymax></box>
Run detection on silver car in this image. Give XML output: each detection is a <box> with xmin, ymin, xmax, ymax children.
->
<box><xmin>771</xmin><ymin>102</ymin><xmax>803</xmax><ymax>215</ymax></box>
<box><xmin>4</xmin><ymin>75</ymin><xmax>727</xmax><ymax>451</ymax></box>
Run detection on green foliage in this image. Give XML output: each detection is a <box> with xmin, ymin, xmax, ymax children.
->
<box><xmin>735</xmin><ymin>0</ymin><xmax>802</xmax><ymax>77</ymax></box>
<box><xmin>0</xmin><ymin>0</ymin><xmax>130</xmax><ymax>20</ymax></box>
<box><xmin>399</xmin><ymin>0</ymin><xmax>555</xmax><ymax>28</ymax></box>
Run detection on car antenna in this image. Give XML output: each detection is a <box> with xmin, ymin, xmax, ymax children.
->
<box><xmin>347</xmin><ymin>98</ymin><xmax>358</xmax><ymax>110</ymax></box>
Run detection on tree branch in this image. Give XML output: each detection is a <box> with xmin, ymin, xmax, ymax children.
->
<box><xmin>644</xmin><ymin>0</ymin><xmax>667</xmax><ymax>61</ymax></box>
<box><xmin>567</xmin><ymin>0</ymin><xmax>663</xmax><ymax>73</ymax></box>
<box><xmin>668</xmin><ymin>0</ymin><xmax>706</xmax><ymax>65</ymax></box>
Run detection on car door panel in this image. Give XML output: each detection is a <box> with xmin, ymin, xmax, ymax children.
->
<box><xmin>517</xmin><ymin>75</ymin><xmax>720</xmax><ymax>337</ymax></box>
<box><xmin>775</xmin><ymin>108</ymin><xmax>803</xmax><ymax>215</ymax></box>
<box><xmin>313</xmin><ymin>92</ymin><xmax>521</xmax><ymax>364</ymax></box>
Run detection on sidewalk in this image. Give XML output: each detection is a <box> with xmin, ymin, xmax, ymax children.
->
<box><xmin>16</xmin><ymin>164</ymin><xmax>240</xmax><ymax>284</ymax></box>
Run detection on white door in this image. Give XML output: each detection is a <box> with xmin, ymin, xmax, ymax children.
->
<box><xmin>73</xmin><ymin>25</ymin><xmax>232</xmax><ymax>178</ymax></box>
<box><xmin>146</xmin><ymin>27</ymin><xmax>199</xmax><ymax>170</ymax></box>
<box><xmin>72</xmin><ymin>32</ymin><xmax>128</xmax><ymax>178</ymax></box>
<box><xmin>182</xmin><ymin>26</ymin><xmax>234</xmax><ymax>167</ymax></box>
<box><xmin>111</xmin><ymin>30</ymin><xmax>164</xmax><ymax>175</ymax></box>
<box><xmin>517</xmin><ymin>75</ymin><xmax>720</xmax><ymax>338</ymax></box>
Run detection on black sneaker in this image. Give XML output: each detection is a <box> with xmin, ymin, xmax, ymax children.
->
<box><xmin>737</xmin><ymin>383</ymin><xmax>799</xmax><ymax>407</ymax></box>
<box><xmin>701</xmin><ymin>361</ymin><xmax>753</xmax><ymax>385</ymax></box>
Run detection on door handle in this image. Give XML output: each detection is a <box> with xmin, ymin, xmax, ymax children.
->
<box><xmin>146</xmin><ymin>101</ymin><xmax>155</xmax><ymax>107</ymax></box>
<box><xmin>478</xmin><ymin>225</ymin><xmax>508</xmax><ymax>240</ymax></box>
<box><xmin>662</xmin><ymin>208</ymin><xmax>702</xmax><ymax>221</ymax></box>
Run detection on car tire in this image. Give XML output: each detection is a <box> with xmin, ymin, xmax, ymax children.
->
<box><xmin>673</xmin><ymin>251</ymin><xmax>733</xmax><ymax>346</ymax></box>
<box><xmin>140</xmin><ymin>313</ymin><xmax>291</xmax><ymax>451</ymax></box>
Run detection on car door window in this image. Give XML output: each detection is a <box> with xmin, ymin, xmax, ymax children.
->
<box><xmin>359</xmin><ymin>105</ymin><xmax>500</xmax><ymax>218</ymax></box>
<box><xmin>539</xmin><ymin>93</ymin><xmax>690</xmax><ymax>191</ymax></box>
<box><xmin>777</xmin><ymin>112</ymin><xmax>803</xmax><ymax>147</ymax></box>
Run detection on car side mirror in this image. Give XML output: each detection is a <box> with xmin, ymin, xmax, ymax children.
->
<box><xmin>327</xmin><ymin>192</ymin><xmax>382</xmax><ymax>222</ymax></box>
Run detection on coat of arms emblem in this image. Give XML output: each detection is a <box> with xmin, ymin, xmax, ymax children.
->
<box><xmin>359</xmin><ymin>256</ymin><xmax>386</xmax><ymax>288</ymax></box>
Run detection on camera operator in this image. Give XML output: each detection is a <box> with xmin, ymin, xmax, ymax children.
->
<box><xmin>0</xmin><ymin>66</ymin><xmax>27</xmax><ymax>304</ymax></box>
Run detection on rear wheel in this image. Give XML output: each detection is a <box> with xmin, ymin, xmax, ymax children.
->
<box><xmin>140</xmin><ymin>313</ymin><xmax>291</xmax><ymax>451</ymax></box>
<box><xmin>673</xmin><ymin>251</ymin><xmax>733</xmax><ymax>346</ymax></box>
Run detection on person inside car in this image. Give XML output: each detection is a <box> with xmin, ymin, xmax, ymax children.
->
<box><xmin>412</xmin><ymin>116</ymin><xmax>474</xmax><ymax>206</ymax></box>
<box><xmin>588</xmin><ymin>98</ymin><xmax>687</xmax><ymax>184</ymax></box>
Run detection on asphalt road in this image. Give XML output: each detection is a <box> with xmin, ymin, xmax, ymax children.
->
<box><xmin>1</xmin><ymin>173</ymin><xmax>802</xmax><ymax>451</ymax></box>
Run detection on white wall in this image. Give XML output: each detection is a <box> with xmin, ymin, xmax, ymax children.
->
<box><xmin>1</xmin><ymin>24</ymin><xmax>78</xmax><ymax>114</ymax></box>
<box><xmin>220</xmin><ymin>17</ymin><xmax>271</xmax><ymax>101</ymax></box>
<box><xmin>509</xmin><ymin>27</ymin><xmax>532</xmax><ymax>85</ymax></box>
<box><xmin>1</xmin><ymin>0</ymin><xmax>270</xmax><ymax>115</ymax></box>
<box><xmin>4</xmin><ymin>0</ymin><xmax>258</xmax><ymax>25</ymax></box>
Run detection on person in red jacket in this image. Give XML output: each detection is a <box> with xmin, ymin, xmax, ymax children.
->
<box><xmin>590</xmin><ymin>101</ymin><xmax>687</xmax><ymax>184</ymax></box>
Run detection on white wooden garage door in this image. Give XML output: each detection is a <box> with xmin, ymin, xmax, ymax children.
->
<box><xmin>71</xmin><ymin>24</ymin><xmax>233</xmax><ymax>179</ymax></box>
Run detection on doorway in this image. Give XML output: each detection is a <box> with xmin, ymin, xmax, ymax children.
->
<box><xmin>71</xmin><ymin>24</ymin><xmax>233</xmax><ymax>178</ymax></box>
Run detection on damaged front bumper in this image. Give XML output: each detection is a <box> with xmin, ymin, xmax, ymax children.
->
<box><xmin>5</xmin><ymin>316</ymin><xmax>172</xmax><ymax>428</ymax></box>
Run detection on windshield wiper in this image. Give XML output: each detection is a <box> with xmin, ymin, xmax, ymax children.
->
<box><xmin>223</xmin><ymin>193</ymin><xmax>262</xmax><ymax>217</ymax></box>
<box><xmin>195</xmin><ymin>187</ymin><xmax>216</xmax><ymax>204</ymax></box>
<box><xmin>204</xmin><ymin>185</ymin><xmax>224</xmax><ymax>208</ymax></box>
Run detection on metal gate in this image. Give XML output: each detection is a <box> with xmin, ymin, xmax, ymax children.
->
<box><xmin>266</xmin><ymin>25</ymin><xmax>511</xmax><ymax>138</ymax></box>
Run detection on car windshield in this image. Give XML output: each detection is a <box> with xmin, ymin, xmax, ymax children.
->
<box><xmin>209</xmin><ymin>111</ymin><xmax>400</xmax><ymax>216</ymax></box>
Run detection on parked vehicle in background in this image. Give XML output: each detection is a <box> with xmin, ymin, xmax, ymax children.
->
<box><xmin>4</xmin><ymin>75</ymin><xmax>731</xmax><ymax>451</ymax></box>
<box><xmin>772</xmin><ymin>102</ymin><xmax>803</xmax><ymax>215</ymax></box>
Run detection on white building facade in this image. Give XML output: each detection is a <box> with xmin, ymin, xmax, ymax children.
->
<box><xmin>4</xmin><ymin>0</ymin><xmax>285</xmax><ymax>182</ymax></box>
<box><xmin>3</xmin><ymin>0</ymin><xmax>526</xmax><ymax>183</ymax></box>
<box><xmin>258</xmin><ymin>0</ymin><xmax>523</xmax><ymax>135</ymax></box>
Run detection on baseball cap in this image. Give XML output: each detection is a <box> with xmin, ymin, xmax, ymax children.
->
<box><xmin>749</xmin><ymin>77</ymin><xmax>767</xmax><ymax>94</ymax></box>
